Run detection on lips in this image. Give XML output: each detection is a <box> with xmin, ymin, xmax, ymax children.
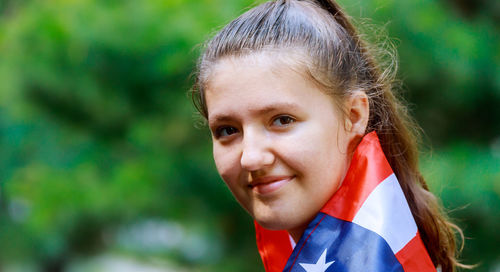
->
<box><xmin>248</xmin><ymin>175</ymin><xmax>294</xmax><ymax>195</ymax></box>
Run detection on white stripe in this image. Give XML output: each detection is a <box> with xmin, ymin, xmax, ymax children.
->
<box><xmin>352</xmin><ymin>173</ymin><xmax>417</xmax><ymax>253</ymax></box>
<box><xmin>289</xmin><ymin>234</ymin><xmax>296</xmax><ymax>249</ymax></box>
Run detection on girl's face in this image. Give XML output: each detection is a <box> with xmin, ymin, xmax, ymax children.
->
<box><xmin>205</xmin><ymin>54</ymin><xmax>355</xmax><ymax>241</ymax></box>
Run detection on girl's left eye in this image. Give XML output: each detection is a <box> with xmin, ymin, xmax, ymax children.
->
<box><xmin>272</xmin><ymin>115</ymin><xmax>295</xmax><ymax>127</ymax></box>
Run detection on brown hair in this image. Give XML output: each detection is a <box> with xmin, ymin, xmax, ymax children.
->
<box><xmin>192</xmin><ymin>0</ymin><xmax>468</xmax><ymax>271</ymax></box>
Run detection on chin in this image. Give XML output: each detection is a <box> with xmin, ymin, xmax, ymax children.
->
<box><xmin>254</xmin><ymin>213</ymin><xmax>295</xmax><ymax>231</ymax></box>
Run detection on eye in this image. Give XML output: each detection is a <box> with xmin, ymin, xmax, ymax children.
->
<box><xmin>272</xmin><ymin>115</ymin><xmax>295</xmax><ymax>127</ymax></box>
<box><xmin>215</xmin><ymin>126</ymin><xmax>239</xmax><ymax>138</ymax></box>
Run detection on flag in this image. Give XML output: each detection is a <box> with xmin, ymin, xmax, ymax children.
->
<box><xmin>255</xmin><ymin>131</ymin><xmax>436</xmax><ymax>272</ymax></box>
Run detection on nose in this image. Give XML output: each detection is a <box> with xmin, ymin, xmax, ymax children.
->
<box><xmin>240</xmin><ymin>129</ymin><xmax>275</xmax><ymax>171</ymax></box>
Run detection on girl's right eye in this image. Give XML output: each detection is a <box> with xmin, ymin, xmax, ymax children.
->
<box><xmin>272</xmin><ymin>115</ymin><xmax>295</xmax><ymax>127</ymax></box>
<box><xmin>215</xmin><ymin>126</ymin><xmax>239</xmax><ymax>138</ymax></box>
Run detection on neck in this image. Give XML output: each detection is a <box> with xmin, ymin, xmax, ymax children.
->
<box><xmin>288</xmin><ymin>225</ymin><xmax>308</xmax><ymax>244</ymax></box>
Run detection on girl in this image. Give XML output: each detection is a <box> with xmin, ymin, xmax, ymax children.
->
<box><xmin>192</xmin><ymin>0</ymin><xmax>467</xmax><ymax>271</ymax></box>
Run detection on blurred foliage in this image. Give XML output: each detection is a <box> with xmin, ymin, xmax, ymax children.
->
<box><xmin>422</xmin><ymin>143</ymin><xmax>500</xmax><ymax>269</ymax></box>
<box><xmin>0</xmin><ymin>0</ymin><xmax>498</xmax><ymax>271</ymax></box>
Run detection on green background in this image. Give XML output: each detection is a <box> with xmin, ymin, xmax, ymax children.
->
<box><xmin>0</xmin><ymin>0</ymin><xmax>498</xmax><ymax>271</ymax></box>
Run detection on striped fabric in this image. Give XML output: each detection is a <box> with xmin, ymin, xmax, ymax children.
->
<box><xmin>255</xmin><ymin>132</ymin><xmax>435</xmax><ymax>272</ymax></box>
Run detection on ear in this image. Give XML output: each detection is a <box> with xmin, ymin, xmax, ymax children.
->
<box><xmin>344</xmin><ymin>91</ymin><xmax>369</xmax><ymax>149</ymax></box>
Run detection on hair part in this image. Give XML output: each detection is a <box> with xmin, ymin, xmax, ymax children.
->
<box><xmin>192</xmin><ymin>1</ymin><xmax>469</xmax><ymax>271</ymax></box>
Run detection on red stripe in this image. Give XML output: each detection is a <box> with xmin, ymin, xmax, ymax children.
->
<box><xmin>255</xmin><ymin>222</ymin><xmax>293</xmax><ymax>272</ymax></box>
<box><xmin>395</xmin><ymin>232</ymin><xmax>436</xmax><ymax>272</ymax></box>
<box><xmin>321</xmin><ymin>131</ymin><xmax>393</xmax><ymax>221</ymax></box>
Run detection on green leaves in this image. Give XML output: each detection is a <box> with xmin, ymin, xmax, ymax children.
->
<box><xmin>0</xmin><ymin>0</ymin><xmax>498</xmax><ymax>271</ymax></box>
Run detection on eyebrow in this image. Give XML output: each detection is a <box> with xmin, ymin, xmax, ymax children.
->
<box><xmin>208</xmin><ymin>102</ymin><xmax>302</xmax><ymax>123</ymax></box>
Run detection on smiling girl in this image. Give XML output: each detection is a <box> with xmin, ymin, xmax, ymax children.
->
<box><xmin>192</xmin><ymin>0</ymin><xmax>467</xmax><ymax>271</ymax></box>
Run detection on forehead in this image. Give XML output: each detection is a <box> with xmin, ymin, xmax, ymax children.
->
<box><xmin>204</xmin><ymin>50</ymin><xmax>333</xmax><ymax>102</ymax></box>
<box><xmin>206</xmin><ymin>53</ymin><xmax>300</xmax><ymax>99</ymax></box>
<box><xmin>209</xmin><ymin>52</ymin><xmax>296</xmax><ymax>82</ymax></box>
<box><xmin>204</xmin><ymin>52</ymin><xmax>338</xmax><ymax>122</ymax></box>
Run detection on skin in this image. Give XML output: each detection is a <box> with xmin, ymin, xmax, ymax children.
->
<box><xmin>205</xmin><ymin>53</ymin><xmax>369</xmax><ymax>242</ymax></box>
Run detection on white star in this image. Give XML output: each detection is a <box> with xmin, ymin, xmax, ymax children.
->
<box><xmin>299</xmin><ymin>248</ymin><xmax>335</xmax><ymax>272</ymax></box>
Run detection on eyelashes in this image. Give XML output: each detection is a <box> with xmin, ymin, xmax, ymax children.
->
<box><xmin>212</xmin><ymin>115</ymin><xmax>297</xmax><ymax>140</ymax></box>
<box><xmin>272</xmin><ymin>115</ymin><xmax>295</xmax><ymax>127</ymax></box>
<box><xmin>215</xmin><ymin>126</ymin><xmax>239</xmax><ymax>138</ymax></box>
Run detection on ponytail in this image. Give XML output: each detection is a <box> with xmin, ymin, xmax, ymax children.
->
<box><xmin>193</xmin><ymin>1</ymin><xmax>469</xmax><ymax>270</ymax></box>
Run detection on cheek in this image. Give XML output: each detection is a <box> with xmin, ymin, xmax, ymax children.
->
<box><xmin>212</xmin><ymin>144</ymin><xmax>241</xmax><ymax>186</ymax></box>
<box><xmin>279</xmin><ymin>122</ymin><xmax>348</xmax><ymax>180</ymax></box>
<box><xmin>212</xmin><ymin>144</ymin><xmax>253</xmax><ymax>213</ymax></box>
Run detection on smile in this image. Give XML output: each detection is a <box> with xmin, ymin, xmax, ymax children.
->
<box><xmin>248</xmin><ymin>176</ymin><xmax>295</xmax><ymax>195</ymax></box>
